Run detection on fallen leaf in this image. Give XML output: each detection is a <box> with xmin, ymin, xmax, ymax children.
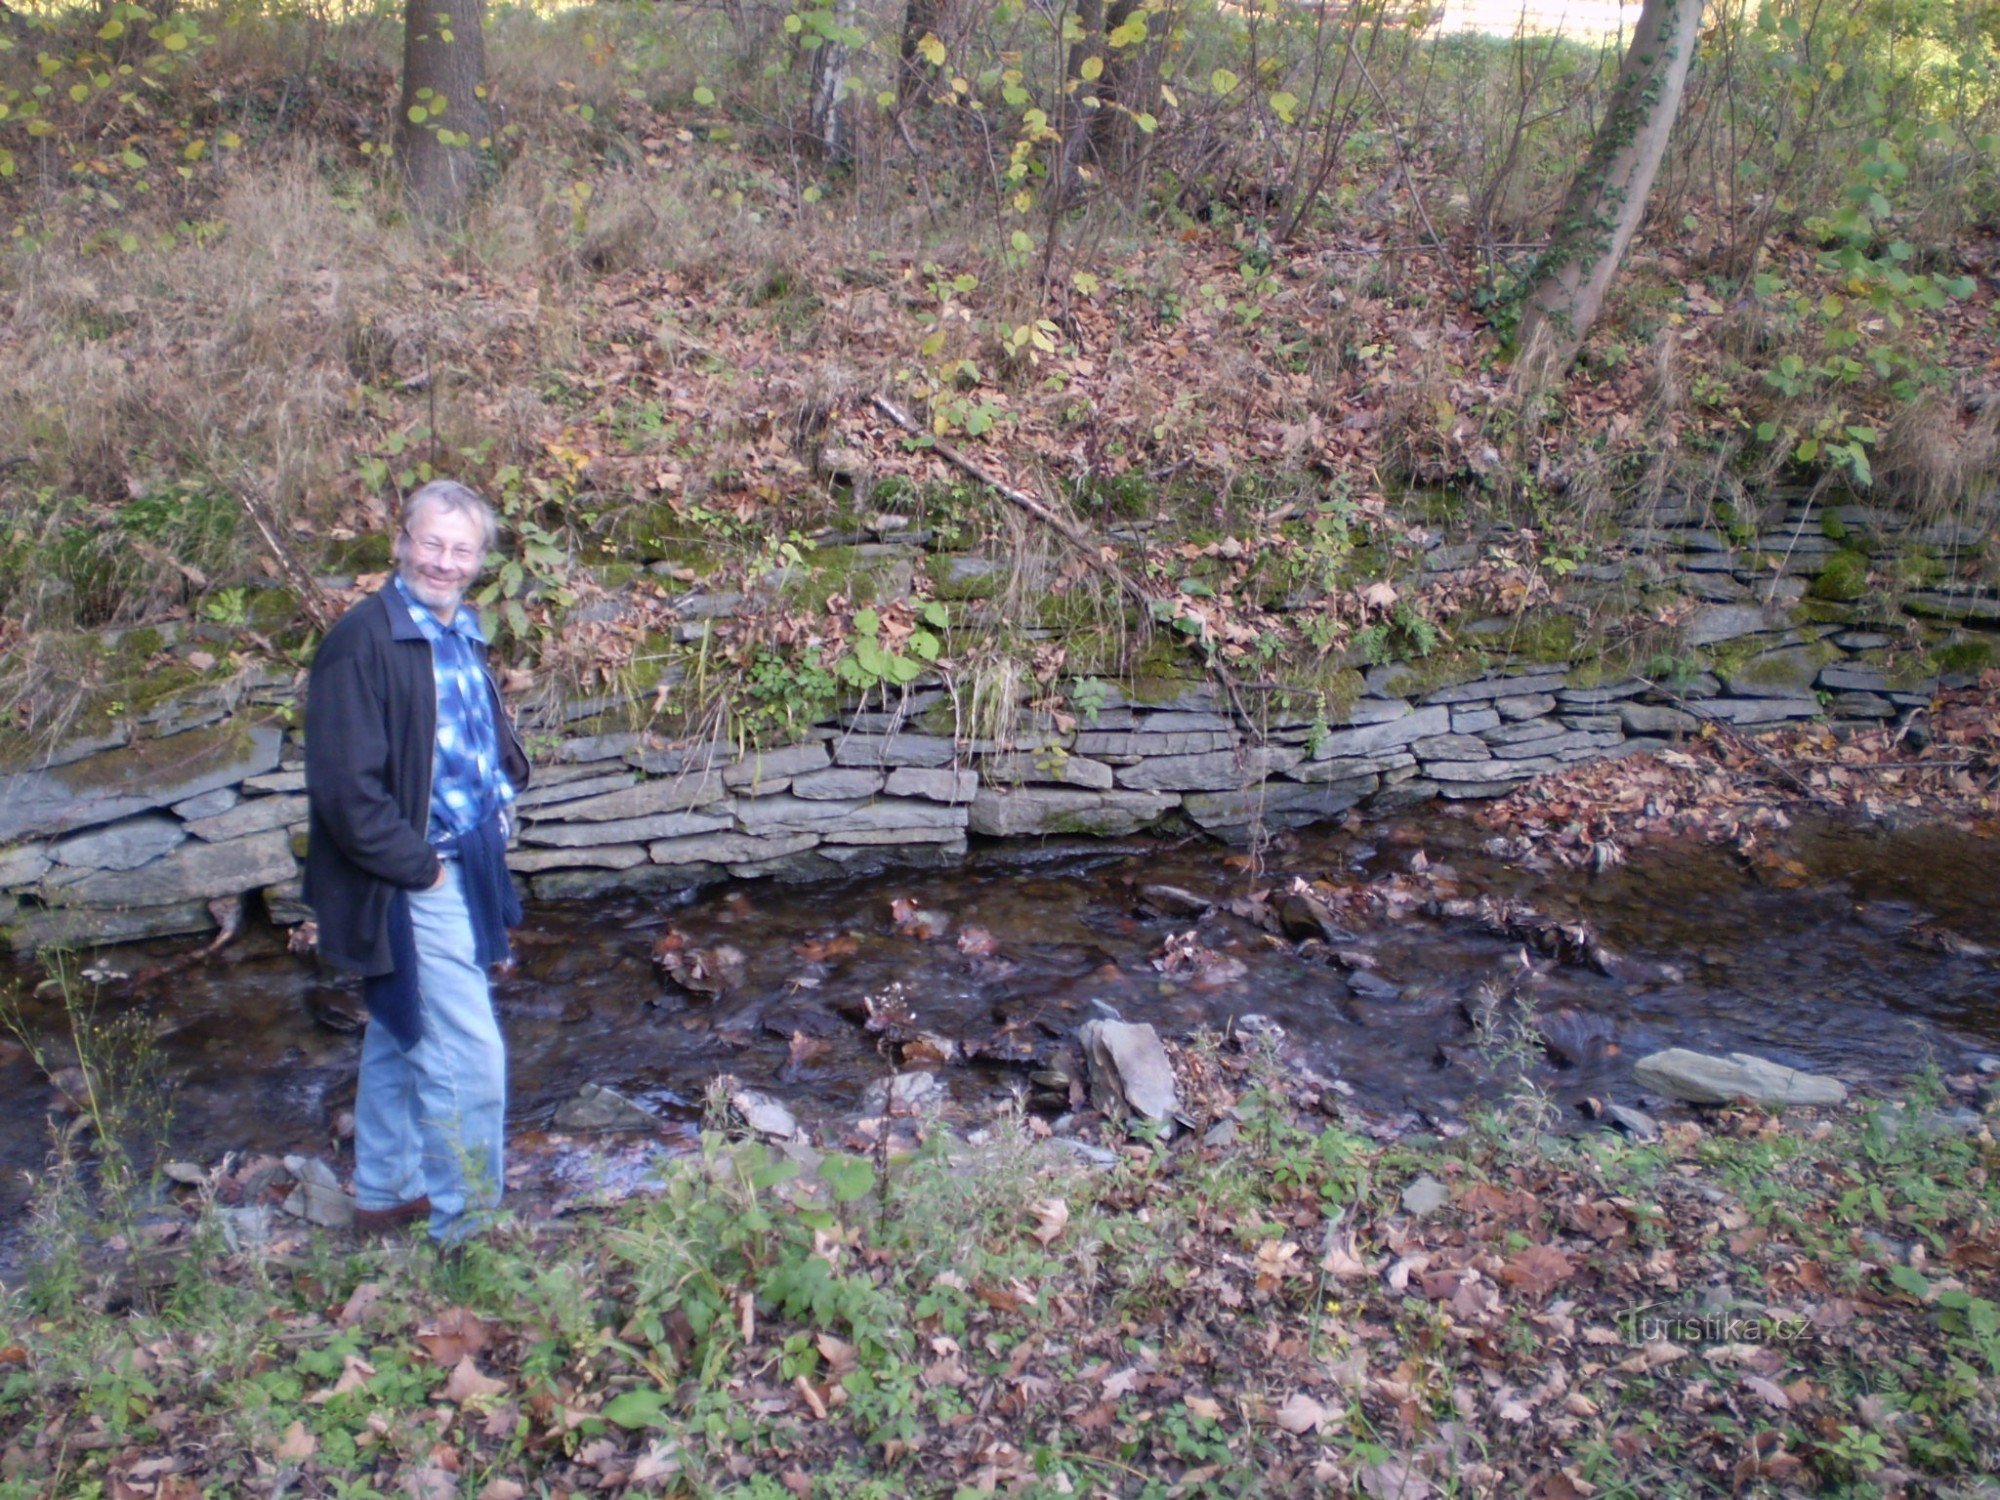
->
<box><xmin>796</xmin><ymin>932</ymin><xmax>859</xmax><ymax>961</ymax></box>
<box><xmin>1743</xmin><ymin>1375</ymin><xmax>1792</xmax><ymax>1410</ymax></box>
<box><xmin>1359</xmin><ymin>1456</ymin><xmax>1433</xmax><ymax>1499</ymax></box>
<box><xmin>477</xmin><ymin>1482</ymin><xmax>526</xmax><ymax>1500</ymax></box>
<box><xmin>815</xmin><ymin>1332</ymin><xmax>857</xmax><ymax>1374</ymax></box>
<box><xmin>1028</xmin><ymin>1197</ymin><xmax>1069</xmax><ymax>1246</ymax></box>
<box><xmin>1616</xmin><ymin>1340</ymin><xmax>1688</xmax><ymax>1373</ymax></box>
<box><xmin>1185</xmin><ymin>1394</ymin><xmax>1225</xmax><ymax>1422</ymax></box>
<box><xmin>1274</xmin><ymin>1391</ymin><xmax>1331</xmax><ymax>1434</ymax></box>
<box><xmin>417</xmin><ymin>1308</ymin><xmax>490</xmax><ymax>1367</ymax></box>
<box><xmin>794</xmin><ymin>1375</ymin><xmax>828</xmax><ymax>1419</ymax></box>
<box><xmin>272</xmin><ymin>1420</ymin><xmax>317</xmax><ymax>1462</ymax></box>
<box><xmin>401</xmin><ymin>1464</ymin><xmax>455</xmax><ymax>1500</ymax></box>
<box><xmin>441</xmin><ymin>1356</ymin><xmax>508</xmax><ymax>1405</ymax></box>
<box><xmin>632</xmin><ymin>1448</ymin><xmax>688</xmax><ymax>1496</ymax></box>
<box><xmin>1501</xmin><ymin>1245</ymin><xmax>1575</xmax><ymax>1300</ymax></box>
<box><xmin>337</xmin><ymin>1281</ymin><xmax>385</xmax><ymax>1328</ymax></box>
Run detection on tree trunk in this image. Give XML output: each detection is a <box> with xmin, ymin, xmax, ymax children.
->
<box><xmin>807</xmin><ymin>0</ymin><xmax>858</xmax><ymax>163</ymax></box>
<box><xmin>397</xmin><ymin>0</ymin><xmax>490</xmax><ymax>220</ymax></box>
<box><xmin>897</xmin><ymin>0</ymin><xmax>941</xmax><ymax>109</ymax></box>
<box><xmin>1057</xmin><ymin>0</ymin><xmax>1145</xmax><ymax>196</ymax></box>
<box><xmin>1512</xmin><ymin>0</ymin><xmax>1705</xmax><ymax>387</ymax></box>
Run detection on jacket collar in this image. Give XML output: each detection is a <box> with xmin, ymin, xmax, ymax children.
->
<box><xmin>375</xmin><ymin>584</ymin><xmax>430</xmax><ymax>643</ymax></box>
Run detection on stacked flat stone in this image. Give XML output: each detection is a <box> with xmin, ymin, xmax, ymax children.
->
<box><xmin>2</xmin><ymin>483</ymin><xmax>1993</xmax><ymax>947</ymax></box>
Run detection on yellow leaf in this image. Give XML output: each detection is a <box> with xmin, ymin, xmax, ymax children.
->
<box><xmin>917</xmin><ymin>32</ymin><xmax>946</xmax><ymax>66</ymax></box>
<box><xmin>1080</xmin><ymin>55</ymin><xmax>1103</xmax><ymax>81</ymax></box>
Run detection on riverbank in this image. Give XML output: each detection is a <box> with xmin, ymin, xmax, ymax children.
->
<box><xmin>4</xmin><ymin>1035</ymin><xmax>1997</xmax><ymax>1498</ymax></box>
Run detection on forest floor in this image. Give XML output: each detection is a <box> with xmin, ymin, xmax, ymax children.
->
<box><xmin>5</xmin><ymin>18</ymin><xmax>2000</xmax><ymax>1496</ymax></box>
<box><xmin>3</xmin><ymin>1032</ymin><xmax>1998</xmax><ymax>1499</ymax></box>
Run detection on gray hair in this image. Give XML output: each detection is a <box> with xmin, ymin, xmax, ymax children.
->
<box><xmin>399</xmin><ymin>479</ymin><xmax>500</xmax><ymax>554</ymax></box>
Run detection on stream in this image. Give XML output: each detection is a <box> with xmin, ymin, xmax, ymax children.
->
<box><xmin>3</xmin><ymin>804</ymin><xmax>1996</xmax><ymax>1264</ymax></box>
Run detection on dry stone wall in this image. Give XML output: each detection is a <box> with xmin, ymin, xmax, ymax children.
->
<box><xmin>2</xmin><ymin>488</ymin><xmax>1992</xmax><ymax>951</ymax></box>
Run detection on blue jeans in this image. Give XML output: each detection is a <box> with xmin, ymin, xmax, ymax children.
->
<box><xmin>352</xmin><ymin>860</ymin><xmax>506</xmax><ymax>1243</ymax></box>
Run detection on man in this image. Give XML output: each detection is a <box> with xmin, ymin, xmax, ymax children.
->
<box><xmin>304</xmin><ymin>479</ymin><xmax>531</xmax><ymax>1245</ymax></box>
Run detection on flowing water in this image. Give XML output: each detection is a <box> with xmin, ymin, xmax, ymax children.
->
<box><xmin>3</xmin><ymin>805</ymin><xmax>1996</xmax><ymax>1265</ymax></box>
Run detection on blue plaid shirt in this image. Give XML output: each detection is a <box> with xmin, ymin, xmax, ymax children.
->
<box><xmin>392</xmin><ymin>574</ymin><xmax>516</xmax><ymax>843</ymax></box>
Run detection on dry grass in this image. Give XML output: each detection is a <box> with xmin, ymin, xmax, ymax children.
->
<box><xmin>0</xmin><ymin>0</ymin><xmax>1988</xmax><ymax>684</ymax></box>
<box><xmin>1877</xmin><ymin>395</ymin><xmax>2000</xmax><ymax>521</ymax></box>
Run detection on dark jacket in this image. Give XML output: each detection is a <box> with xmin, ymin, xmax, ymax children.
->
<box><xmin>303</xmin><ymin>586</ymin><xmax>531</xmax><ymax>977</ymax></box>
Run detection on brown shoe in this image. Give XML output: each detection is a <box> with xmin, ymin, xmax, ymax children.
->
<box><xmin>353</xmin><ymin>1195</ymin><xmax>431</xmax><ymax>1234</ymax></box>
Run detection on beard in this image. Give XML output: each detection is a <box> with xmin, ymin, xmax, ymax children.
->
<box><xmin>399</xmin><ymin>558</ymin><xmax>471</xmax><ymax>616</ymax></box>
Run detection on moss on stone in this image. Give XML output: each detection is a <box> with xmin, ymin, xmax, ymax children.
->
<box><xmin>48</xmin><ymin>715</ymin><xmax>267</xmax><ymax>795</ymax></box>
<box><xmin>1383</xmin><ymin>643</ymin><xmax>1485</xmax><ymax>697</ymax></box>
<box><xmin>245</xmin><ymin>588</ymin><xmax>299</xmax><ymax>634</ymax></box>
<box><xmin>778</xmin><ymin>545</ymin><xmax>910</xmax><ymax>609</ymax></box>
<box><xmin>1702</xmin><ymin>635</ymin><xmax>1764</xmax><ymax>681</ymax></box>
<box><xmin>1889</xmin><ymin>544</ymin><xmax>1947</xmax><ymax>591</ymax></box>
<box><xmin>327</xmin><ymin>533</ymin><xmax>394</xmax><ymax>573</ymax></box>
<box><xmin>1267</xmin><ymin>663</ymin><xmax>1364</xmax><ymax>720</ymax></box>
<box><xmin>1791</xmin><ymin>598</ymin><xmax>1862</xmax><ymax>626</ymax></box>
<box><xmin>588</xmin><ymin>562</ymin><xmax>641</xmax><ymax>591</ymax></box>
<box><xmin>1493</xmin><ymin>611</ymin><xmax>1579</xmax><ymax>664</ymax></box>
<box><xmin>1809</xmin><ymin>549</ymin><xmax>1871</xmax><ymax>602</ymax></box>
<box><xmin>1931</xmin><ymin>636</ymin><xmax>1998</xmax><ymax>676</ymax></box>
<box><xmin>114</xmin><ymin>626</ymin><xmax>164</xmax><ymax>662</ymax></box>
<box><xmin>926</xmin><ymin>554</ymin><xmax>1003</xmax><ymax>602</ymax></box>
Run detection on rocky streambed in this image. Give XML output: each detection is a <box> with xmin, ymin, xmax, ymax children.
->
<box><xmin>3</xmin><ymin>802</ymin><xmax>1997</xmax><ymax>1264</ymax></box>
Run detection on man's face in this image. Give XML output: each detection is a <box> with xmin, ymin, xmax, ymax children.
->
<box><xmin>395</xmin><ymin>504</ymin><xmax>487</xmax><ymax>621</ymax></box>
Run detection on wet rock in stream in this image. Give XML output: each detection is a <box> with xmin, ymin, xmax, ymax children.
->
<box><xmin>861</xmin><ymin>1070</ymin><xmax>948</xmax><ymax>1115</ymax></box>
<box><xmin>1633</xmin><ymin>1048</ymin><xmax>1848</xmax><ymax>1108</ymax></box>
<box><xmin>1137</xmin><ymin>884</ymin><xmax>1213</xmax><ymax>920</ymax></box>
<box><xmin>554</xmin><ymin>1083</ymin><xmax>664</xmax><ymax>1133</ymax></box>
<box><xmin>726</xmin><ymin>1085</ymin><xmax>801</xmax><ymax>1141</ymax></box>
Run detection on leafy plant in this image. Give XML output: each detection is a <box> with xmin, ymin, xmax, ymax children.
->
<box><xmin>834</xmin><ymin>602</ymin><xmax>946</xmax><ymax>691</ymax></box>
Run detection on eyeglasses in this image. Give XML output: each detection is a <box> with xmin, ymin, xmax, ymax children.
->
<box><xmin>405</xmin><ymin>532</ymin><xmax>484</xmax><ymax>567</ymax></box>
